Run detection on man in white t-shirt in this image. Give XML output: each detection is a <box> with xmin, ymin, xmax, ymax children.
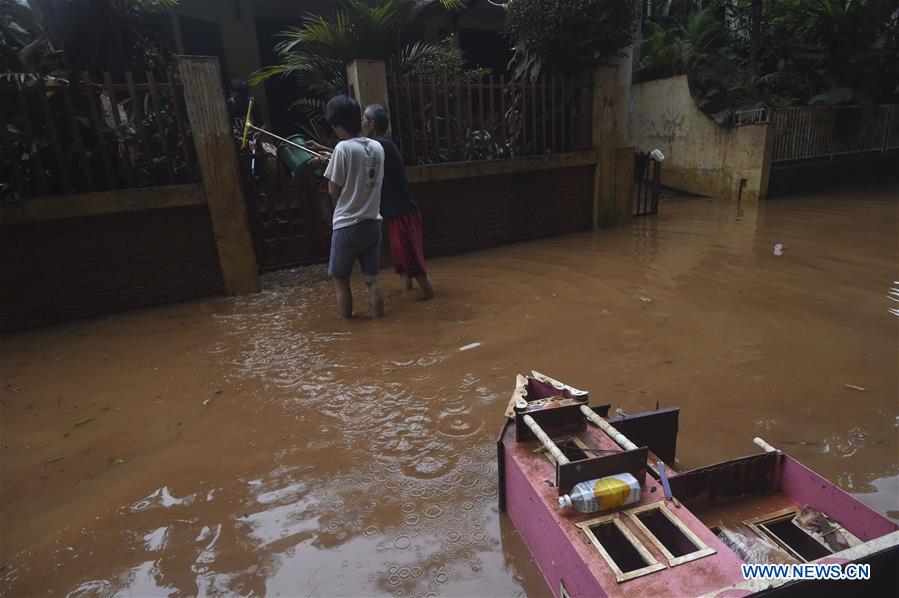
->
<box><xmin>321</xmin><ymin>95</ymin><xmax>385</xmax><ymax>319</ymax></box>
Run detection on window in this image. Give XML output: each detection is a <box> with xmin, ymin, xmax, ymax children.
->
<box><xmin>625</xmin><ymin>502</ymin><xmax>716</xmax><ymax>567</ymax></box>
<box><xmin>576</xmin><ymin>514</ymin><xmax>666</xmax><ymax>582</ymax></box>
<box><xmin>747</xmin><ymin>509</ymin><xmax>848</xmax><ymax>562</ymax></box>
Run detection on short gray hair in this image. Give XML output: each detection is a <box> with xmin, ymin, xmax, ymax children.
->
<box><xmin>364</xmin><ymin>103</ymin><xmax>390</xmax><ymax>135</ymax></box>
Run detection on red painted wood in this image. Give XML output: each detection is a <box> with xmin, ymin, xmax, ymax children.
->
<box><xmin>147</xmin><ymin>71</ymin><xmax>176</xmax><ymax>184</ymax></box>
<box><xmin>104</xmin><ymin>70</ymin><xmax>136</xmax><ymax>186</ymax></box>
<box><xmin>430</xmin><ymin>77</ymin><xmax>440</xmax><ymax>154</ymax></box>
<box><xmin>34</xmin><ymin>79</ymin><xmax>73</xmax><ymax>193</ymax></box>
<box><xmin>82</xmin><ymin>72</ymin><xmax>116</xmax><ymax>189</ymax></box>
<box><xmin>166</xmin><ymin>76</ymin><xmax>195</xmax><ymax>182</ymax></box>
<box><xmin>417</xmin><ymin>77</ymin><xmax>429</xmax><ymax>158</ymax></box>
<box><xmin>61</xmin><ymin>84</ymin><xmax>95</xmax><ymax>192</ymax></box>
<box><xmin>125</xmin><ymin>70</ymin><xmax>154</xmax><ymax>178</ymax></box>
<box><xmin>780</xmin><ymin>457</ymin><xmax>898</xmax><ymax>542</ymax></box>
<box><xmin>14</xmin><ymin>82</ymin><xmax>50</xmax><ymax>195</ymax></box>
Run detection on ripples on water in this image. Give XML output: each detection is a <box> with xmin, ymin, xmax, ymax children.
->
<box><xmin>2</xmin><ymin>188</ymin><xmax>896</xmax><ymax>597</ymax></box>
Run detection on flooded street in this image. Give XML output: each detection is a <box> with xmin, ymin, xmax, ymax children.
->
<box><xmin>1</xmin><ymin>183</ymin><xmax>897</xmax><ymax>597</ymax></box>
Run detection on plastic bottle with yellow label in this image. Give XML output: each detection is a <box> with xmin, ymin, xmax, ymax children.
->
<box><xmin>557</xmin><ymin>473</ymin><xmax>641</xmax><ymax>513</ymax></box>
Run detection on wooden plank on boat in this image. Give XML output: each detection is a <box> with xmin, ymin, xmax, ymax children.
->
<box><xmin>557</xmin><ymin>447</ymin><xmax>649</xmax><ymax>495</ymax></box>
<box><xmin>575</xmin><ymin>514</ymin><xmax>667</xmax><ymax>583</ymax></box>
<box><xmin>625</xmin><ymin>501</ymin><xmax>717</xmax><ymax>567</ymax></box>
<box><xmin>608</xmin><ymin>407</ymin><xmax>680</xmax><ymax>464</ymax></box>
<box><xmin>514</xmin><ymin>396</ymin><xmax>587</xmax><ymax>442</ymax></box>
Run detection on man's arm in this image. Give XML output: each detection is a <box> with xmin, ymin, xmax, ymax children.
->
<box><xmin>328</xmin><ymin>180</ymin><xmax>342</xmax><ymax>209</ymax></box>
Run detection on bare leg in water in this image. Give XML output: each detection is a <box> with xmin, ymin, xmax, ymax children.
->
<box><xmin>365</xmin><ymin>274</ymin><xmax>385</xmax><ymax>318</ymax></box>
<box><xmin>415</xmin><ymin>276</ymin><xmax>435</xmax><ymax>299</ymax></box>
<box><xmin>334</xmin><ymin>278</ymin><xmax>353</xmax><ymax>318</ymax></box>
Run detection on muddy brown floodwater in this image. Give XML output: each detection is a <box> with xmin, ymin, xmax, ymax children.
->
<box><xmin>1</xmin><ymin>183</ymin><xmax>897</xmax><ymax>597</ymax></box>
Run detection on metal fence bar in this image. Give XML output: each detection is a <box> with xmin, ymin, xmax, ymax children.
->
<box><xmin>499</xmin><ymin>74</ymin><xmax>507</xmax><ymax>148</ymax></box>
<box><xmin>35</xmin><ymin>79</ymin><xmax>73</xmax><ymax>194</ymax></box>
<box><xmin>147</xmin><ymin>71</ymin><xmax>176</xmax><ymax>184</ymax></box>
<box><xmin>104</xmin><ymin>70</ymin><xmax>136</xmax><ymax>186</ymax></box>
<box><xmin>454</xmin><ymin>75</ymin><xmax>464</xmax><ymax>160</ymax></box>
<box><xmin>61</xmin><ymin>84</ymin><xmax>95</xmax><ymax>192</ymax></box>
<box><xmin>82</xmin><ymin>72</ymin><xmax>116</xmax><ymax>189</ymax></box>
<box><xmin>167</xmin><ymin>75</ymin><xmax>195</xmax><ymax>181</ymax></box>
<box><xmin>417</xmin><ymin>77</ymin><xmax>428</xmax><ymax>160</ymax></box>
<box><xmin>0</xmin><ymin>102</ymin><xmax>24</xmax><ymax>195</ymax></box>
<box><xmin>14</xmin><ymin>81</ymin><xmax>50</xmax><ymax>195</ymax></box>
<box><xmin>442</xmin><ymin>73</ymin><xmax>452</xmax><ymax>161</ymax></box>
<box><xmin>541</xmin><ymin>77</ymin><xmax>547</xmax><ymax>154</ymax></box>
<box><xmin>772</xmin><ymin>104</ymin><xmax>899</xmax><ymax>163</ymax></box>
<box><xmin>430</xmin><ymin>77</ymin><xmax>440</xmax><ymax>156</ymax></box>
<box><xmin>125</xmin><ymin>70</ymin><xmax>154</xmax><ymax>176</ymax></box>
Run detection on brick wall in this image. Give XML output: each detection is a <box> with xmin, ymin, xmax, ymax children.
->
<box><xmin>410</xmin><ymin>165</ymin><xmax>595</xmax><ymax>257</ymax></box>
<box><xmin>0</xmin><ymin>205</ymin><xmax>224</xmax><ymax>332</ymax></box>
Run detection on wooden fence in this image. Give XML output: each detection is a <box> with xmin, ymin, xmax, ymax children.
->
<box><xmin>771</xmin><ymin>104</ymin><xmax>899</xmax><ymax>163</ymax></box>
<box><xmin>0</xmin><ymin>72</ymin><xmax>198</xmax><ymax>200</ymax></box>
<box><xmin>386</xmin><ymin>74</ymin><xmax>591</xmax><ymax>165</ymax></box>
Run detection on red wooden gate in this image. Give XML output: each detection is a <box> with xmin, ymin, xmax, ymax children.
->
<box><xmin>238</xmin><ymin>150</ymin><xmax>331</xmax><ymax>271</ymax></box>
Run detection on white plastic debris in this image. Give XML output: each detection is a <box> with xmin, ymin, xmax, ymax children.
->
<box><xmin>459</xmin><ymin>343</ymin><xmax>481</xmax><ymax>352</ymax></box>
<box><xmin>774</xmin><ymin>243</ymin><xmax>785</xmax><ymax>256</ymax></box>
<box><xmin>651</xmin><ymin>148</ymin><xmax>666</xmax><ymax>162</ymax></box>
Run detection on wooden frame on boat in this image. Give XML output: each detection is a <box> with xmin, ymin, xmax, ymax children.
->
<box><xmin>624</xmin><ymin>501</ymin><xmax>717</xmax><ymax>567</ymax></box>
<box><xmin>575</xmin><ymin>513</ymin><xmax>667</xmax><ymax>583</ymax></box>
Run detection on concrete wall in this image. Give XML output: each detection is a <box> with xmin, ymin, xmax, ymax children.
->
<box><xmin>632</xmin><ymin>76</ymin><xmax>773</xmax><ymax>200</ymax></box>
<box><xmin>0</xmin><ymin>187</ymin><xmax>223</xmax><ymax>333</ymax></box>
<box><xmin>406</xmin><ymin>153</ymin><xmax>597</xmax><ymax>257</ymax></box>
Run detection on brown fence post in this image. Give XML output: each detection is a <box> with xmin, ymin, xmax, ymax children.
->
<box><xmin>177</xmin><ymin>55</ymin><xmax>259</xmax><ymax>295</ymax></box>
<box><xmin>614</xmin><ymin>147</ymin><xmax>634</xmax><ymax>225</ymax></box>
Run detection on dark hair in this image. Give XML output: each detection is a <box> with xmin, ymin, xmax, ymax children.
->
<box><xmin>325</xmin><ymin>94</ymin><xmax>362</xmax><ymax>135</ymax></box>
<box><xmin>364</xmin><ymin>103</ymin><xmax>390</xmax><ymax>135</ymax></box>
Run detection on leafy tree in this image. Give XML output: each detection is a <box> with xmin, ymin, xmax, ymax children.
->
<box><xmin>1</xmin><ymin>0</ymin><xmax>178</xmax><ymax>78</ymax></box>
<box><xmin>636</xmin><ymin>0</ymin><xmax>899</xmax><ymax>119</ymax></box>
<box><xmin>504</xmin><ymin>0</ymin><xmax>639</xmax><ymax>81</ymax></box>
<box><xmin>251</xmin><ymin>0</ymin><xmax>468</xmax><ymax>139</ymax></box>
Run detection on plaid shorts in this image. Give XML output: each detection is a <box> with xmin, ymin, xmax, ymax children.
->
<box><xmin>328</xmin><ymin>219</ymin><xmax>382</xmax><ymax>278</ymax></box>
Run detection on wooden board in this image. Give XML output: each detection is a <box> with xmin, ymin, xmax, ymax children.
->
<box><xmin>557</xmin><ymin>447</ymin><xmax>648</xmax><ymax>495</ymax></box>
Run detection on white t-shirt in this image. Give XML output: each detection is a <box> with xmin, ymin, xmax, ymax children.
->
<box><xmin>324</xmin><ymin>137</ymin><xmax>385</xmax><ymax>230</ymax></box>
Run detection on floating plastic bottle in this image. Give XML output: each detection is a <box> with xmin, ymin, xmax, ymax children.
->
<box><xmin>558</xmin><ymin>473</ymin><xmax>641</xmax><ymax>513</ymax></box>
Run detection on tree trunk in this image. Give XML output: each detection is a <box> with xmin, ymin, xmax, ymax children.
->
<box><xmin>749</xmin><ymin>0</ymin><xmax>761</xmax><ymax>79</ymax></box>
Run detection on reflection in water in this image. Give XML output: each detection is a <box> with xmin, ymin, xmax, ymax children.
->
<box><xmin>1</xmin><ymin>184</ymin><xmax>896</xmax><ymax>596</ymax></box>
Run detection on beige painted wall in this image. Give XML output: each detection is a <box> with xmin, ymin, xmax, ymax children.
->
<box><xmin>168</xmin><ymin>1</ymin><xmax>270</xmax><ymax>125</ymax></box>
<box><xmin>633</xmin><ymin>76</ymin><xmax>773</xmax><ymax>200</ymax></box>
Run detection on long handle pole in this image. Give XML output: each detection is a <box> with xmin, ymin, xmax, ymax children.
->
<box><xmin>246</xmin><ymin>124</ymin><xmax>328</xmax><ymax>158</ymax></box>
<box><xmin>523</xmin><ymin>414</ymin><xmax>570</xmax><ymax>465</ymax></box>
<box><xmin>580</xmin><ymin>405</ymin><xmax>638</xmax><ymax>451</ymax></box>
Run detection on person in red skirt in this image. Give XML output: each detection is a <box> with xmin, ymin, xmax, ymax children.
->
<box><xmin>362</xmin><ymin>104</ymin><xmax>435</xmax><ymax>299</ymax></box>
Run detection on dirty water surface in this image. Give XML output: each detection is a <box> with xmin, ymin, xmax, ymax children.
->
<box><xmin>1</xmin><ymin>184</ymin><xmax>897</xmax><ymax>597</ymax></box>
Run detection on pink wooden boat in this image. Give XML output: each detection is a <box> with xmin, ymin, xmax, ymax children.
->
<box><xmin>497</xmin><ymin>372</ymin><xmax>899</xmax><ymax>597</ymax></box>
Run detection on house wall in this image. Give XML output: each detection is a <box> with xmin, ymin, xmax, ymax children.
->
<box><xmin>0</xmin><ymin>187</ymin><xmax>223</xmax><ymax>333</ymax></box>
<box><xmin>632</xmin><ymin>75</ymin><xmax>774</xmax><ymax>200</ymax></box>
<box><xmin>406</xmin><ymin>153</ymin><xmax>598</xmax><ymax>257</ymax></box>
<box><xmin>167</xmin><ymin>0</ymin><xmax>271</xmax><ymax>125</ymax></box>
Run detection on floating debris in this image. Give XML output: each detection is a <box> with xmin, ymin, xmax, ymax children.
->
<box><xmin>72</xmin><ymin>418</ymin><xmax>93</xmax><ymax>427</ymax></box>
<box><xmin>459</xmin><ymin>343</ymin><xmax>481</xmax><ymax>352</ymax></box>
<box><xmin>202</xmin><ymin>398</ymin><xmax>212</xmax><ymax>406</ymax></box>
<box><xmin>844</xmin><ymin>384</ymin><xmax>866</xmax><ymax>392</ymax></box>
<box><xmin>639</xmin><ymin>296</ymin><xmax>653</xmax><ymax>303</ymax></box>
<box><xmin>46</xmin><ymin>456</ymin><xmax>63</xmax><ymax>464</ymax></box>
